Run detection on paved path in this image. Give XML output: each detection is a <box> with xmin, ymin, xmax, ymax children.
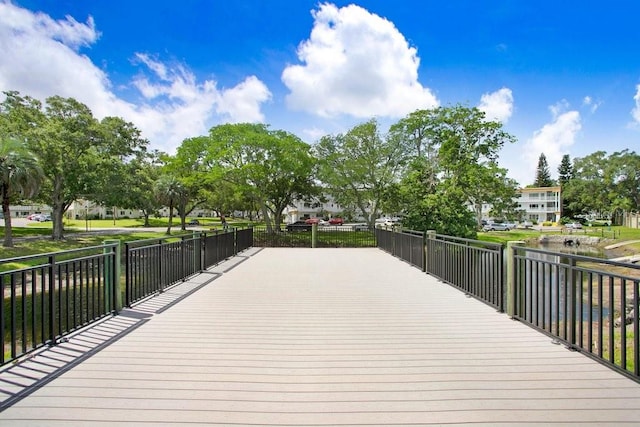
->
<box><xmin>2</xmin><ymin>248</ymin><xmax>640</xmax><ymax>426</ymax></box>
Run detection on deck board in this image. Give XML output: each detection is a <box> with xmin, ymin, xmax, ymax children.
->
<box><xmin>2</xmin><ymin>247</ymin><xmax>640</xmax><ymax>425</ymax></box>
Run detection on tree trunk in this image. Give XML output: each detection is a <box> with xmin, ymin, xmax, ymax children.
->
<box><xmin>141</xmin><ymin>211</ymin><xmax>150</xmax><ymax>227</ymax></box>
<box><xmin>179</xmin><ymin>208</ymin><xmax>187</xmax><ymax>231</ymax></box>
<box><xmin>261</xmin><ymin>203</ymin><xmax>272</xmax><ymax>233</ymax></box>
<box><xmin>165</xmin><ymin>203</ymin><xmax>174</xmax><ymax>235</ymax></box>
<box><xmin>51</xmin><ymin>179</ymin><xmax>65</xmax><ymax>240</ymax></box>
<box><xmin>2</xmin><ymin>188</ymin><xmax>14</xmax><ymax>247</ymax></box>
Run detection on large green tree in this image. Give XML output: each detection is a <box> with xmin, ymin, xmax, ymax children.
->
<box><xmin>393</xmin><ymin>106</ymin><xmax>516</xmax><ymax>235</ymax></box>
<box><xmin>0</xmin><ymin>137</ymin><xmax>43</xmax><ymax>247</ymax></box>
<box><xmin>315</xmin><ymin>119</ymin><xmax>407</xmax><ymax>226</ymax></box>
<box><xmin>203</xmin><ymin>123</ymin><xmax>318</xmax><ymax>232</ymax></box>
<box><xmin>533</xmin><ymin>153</ymin><xmax>554</xmax><ymax>187</ymax></box>
<box><xmin>562</xmin><ymin>151</ymin><xmax>611</xmax><ymax>219</ymax></box>
<box><xmin>2</xmin><ymin>92</ymin><xmax>148</xmax><ymax>239</ymax></box>
<box><xmin>165</xmin><ymin>136</ymin><xmax>222</xmax><ymax>230</ymax></box>
<box><xmin>557</xmin><ymin>154</ymin><xmax>573</xmax><ymax>186</ymax></box>
<box><xmin>557</xmin><ymin>154</ymin><xmax>574</xmax><ymax>218</ymax></box>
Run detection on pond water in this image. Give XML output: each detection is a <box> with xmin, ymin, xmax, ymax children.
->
<box><xmin>519</xmin><ymin>247</ymin><xmax>613</xmax><ymax>322</ymax></box>
<box><xmin>528</xmin><ymin>242</ymin><xmax>618</xmax><ymax>260</ymax></box>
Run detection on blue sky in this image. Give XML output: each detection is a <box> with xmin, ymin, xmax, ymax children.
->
<box><xmin>1</xmin><ymin>0</ymin><xmax>639</xmax><ymax>186</ymax></box>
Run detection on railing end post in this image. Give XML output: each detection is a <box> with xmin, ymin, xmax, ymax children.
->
<box><xmin>104</xmin><ymin>240</ymin><xmax>122</xmax><ymax>313</ymax></box>
<box><xmin>505</xmin><ymin>241</ymin><xmax>525</xmax><ymax>317</ymax></box>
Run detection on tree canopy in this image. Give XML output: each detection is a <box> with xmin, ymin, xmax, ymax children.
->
<box><xmin>315</xmin><ymin>119</ymin><xmax>407</xmax><ymax>226</ymax></box>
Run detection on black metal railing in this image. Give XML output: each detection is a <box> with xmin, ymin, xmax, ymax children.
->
<box><xmin>1</xmin><ymin>244</ymin><xmax>118</xmax><ymax>365</ymax></box>
<box><xmin>375</xmin><ymin>227</ymin><xmax>425</xmax><ymax>270</ymax></box>
<box><xmin>513</xmin><ymin>246</ymin><xmax>640</xmax><ymax>379</ymax></box>
<box><xmin>124</xmin><ymin>235</ymin><xmax>197</xmax><ymax>306</ymax></box>
<box><xmin>203</xmin><ymin>230</ymin><xmax>236</xmax><ymax>269</ymax></box>
<box><xmin>317</xmin><ymin>226</ymin><xmax>376</xmax><ymax>248</ymax></box>
<box><xmin>126</xmin><ymin>229</ymin><xmax>252</xmax><ymax>307</ymax></box>
<box><xmin>253</xmin><ymin>225</ymin><xmax>376</xmax><ymax>248</ymax></box>
<box><xmin>236</xmin><ymin>227</ymin><xmax>253</xmax><ymax>253</ymax></box>
<box><xmin>427</xmin><ymin>234</ymin><xmax>504</xmax><ymax>311</ymax></box>
<box><xmin>252</xmin><ymin>226</ymin><xmax>312</xmax><ymax>247</ymax></box>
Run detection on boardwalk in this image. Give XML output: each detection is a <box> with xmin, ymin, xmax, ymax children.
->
<box><xmin>2</xmin><ymin>247</ymin><xmax>640</xmax><ymax>426</ymax></box>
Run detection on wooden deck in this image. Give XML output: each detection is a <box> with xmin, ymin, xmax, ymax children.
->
<box><xmin>2</xmin><ymin>247</ymin><xmax>640</xmax><ymax>426</ymax></box>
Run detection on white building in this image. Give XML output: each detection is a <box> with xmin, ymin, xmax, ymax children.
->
<box><xmin>283</xmin><ymin>197</ymin><xmax>343</xmax><ymax>223</ymax></box>
<box><xmin>516</xmin><ymin>186</ymin><xmax>562</xmax><ymax>224</ymax></box>
<box><xmin>480</xmin><ymin>186</ymin><xmax>562</xmax><ymax>225</ymax></box>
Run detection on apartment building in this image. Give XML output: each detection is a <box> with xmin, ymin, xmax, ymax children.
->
<box><xmin>517</xmin><ymin>186</ymin><xmax>562</xmax><ymax>224</ymax></box>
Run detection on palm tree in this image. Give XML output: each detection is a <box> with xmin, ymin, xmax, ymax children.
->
<box><xmin>0</xmin><ymin>137</ymin><xmax>43</xmax><ymax>247</ymax></box>
<box><xmin>153</xmin><ymin>175</ymin><xmax>184</xmax><ymax>235</ymax></box>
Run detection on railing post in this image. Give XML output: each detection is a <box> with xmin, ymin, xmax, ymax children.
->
<box><xmin>312</xmin><ymin>223</ymin><xmax>318</xmax><ymax>248</ymax></box>
<box><xmin>193</xmin><ymin>231</ymin><xmax>202</xmax><ymax>272</ymax></box>
<box><xmin>425</xmin><ymin>230</ymin><xmax>436</xmax><ymax>274</ymax></box>
<box><xmin>567</xmin><ymin>257</ymin><xmax>577</xmax><ymax>346</ymax></box>
<box><xmin>158</xmin><ymin>239</ymin><xmax>165</xmax><ymax>292</ymax></box>
<box><xmin>124</xmin><ymin>242</ymin><xmax>131</xmax><ymax>307</ymax></box>
<box><xmin>506</xmin><ymin>241</ymin><xmax>525</xmax><ymax>317</ymax></box>
<box><xmin>103</xmin><ymin>240</ymin><xmax>122</xmax><ymax>313</ymax></box>
<box><xmin>47</xmin><ymin>254</ymin><xmax>56</xmax><ymax>345</ymax></box>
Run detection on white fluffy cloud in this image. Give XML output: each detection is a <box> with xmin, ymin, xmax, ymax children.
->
<box><xmin>522</xmin><ymin>102</ymin><xmax>581</xmax><ymax>183</ymax></box>
<box><xmin>632</xmin><ymin>84</ymin><xmax>640</xmax><ymax>124</ymax></box>
<box><xmin>0</xmin><ymin>2</ymin><xmax>271</xmax><ymax>152</ymax></box>
<box><xmin>282</xmin><ymin>3</ymin><xmax>438</xmax><ymax>118</ymax></box>
<box><xmin>478</xmin><ymin>87</ymin><xmax>513</xmax><ymax>123</ymax></box>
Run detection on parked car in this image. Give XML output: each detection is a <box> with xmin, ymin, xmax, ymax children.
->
<box><xmin>32</xmin><ymin>214</ymin><xmax>51</xmax><ymax>222</ymax></box>
<box><xmin>565</xmin><ymin>222</ymin><xmax>583</xmax><ymax>229</ymax></box>
<box><xmin>328</xmin><ymin>217</ymin><xmax>344</xmax><ymax>225</ymax></box>
<box><xmin>188</xmin><ymin>219</ymin><xmax>200</xmax><ymax>225</ymax></box>
<box><xmin>482</xmin><ymin>222</ymin><xmax>511</xmax><ymax>231</ymax></box>
<box><xmin>305</xmin><ymin>218</ymin><xmax>320</xmax><ymax>224</ymax></box>
<box><xmin>286</xmin><ymin>220</ymin><xmax>312</xmax><ymax>231</ymax></box>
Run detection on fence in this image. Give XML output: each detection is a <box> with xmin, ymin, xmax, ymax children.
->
<box><xmin>375</xmin><ymin>227</ymin><xmax>425</xmax><ymax>270</ymax></box>
<box><xmin>512</xmin><ymin>245</ymin><xmax>640</xmax><ymax>378</ymax></box>
<box><xmin>125</xmin><ymin>234</ymin><xmax>202</xmax><ymax>306</ymax></box>
<box><xmin>376</xmin><ymin>227</ymin><xmax>639</xmax><ymax>382</ymax></box>
<box><xmin>426</xmin><ymin>234</ymin><xmax>505</xmax><ymax>311</ymax></box>
<box><xmin>253</xmin><ymin>225</ymin><xmax>376</xmax><ymax>248</ymax></box>
<box><xmin>3</xmin><ymin>228</ymin><xmax>250</xmax><ymax>366</ymax></box>
<box><xmin>1</xmin><ymin>243</ymin><xmax>119</xmax><ymax>365</ymax></box>
<box><xmin>125</xmin><ymin>228</ymin><xmax>248</xmax><ymax>307</ymax></box>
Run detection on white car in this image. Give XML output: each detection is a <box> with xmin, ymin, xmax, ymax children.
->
<box><xmin>483</xmin><ymin>222</ymin><xmax>511</xmax><ymax>231</ymax></box>
<box><xmin>565</xmin><ymin>222</ymin><xmax>583</xmax><ymax>229</ymax></box>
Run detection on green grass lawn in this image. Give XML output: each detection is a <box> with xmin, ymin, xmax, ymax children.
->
<box><xmin>0</xmin><ymin>231</ymin><xmax>176</xmax><ymax>263</ymax></box>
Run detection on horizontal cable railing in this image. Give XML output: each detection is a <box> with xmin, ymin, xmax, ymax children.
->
<box><xmin>513</xmin><ymin>246</ymin><xmax>640</xmax><ymax>379</ymax></box>
<box><xmin>1</xmin><ymin>244</ymin><xmax>118</xmax><ymax>365</ymax></box>
<box><xmin>427</xmin><ymin>234</ymin><xmax>504</xmax><ymax>311</ymax></box>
